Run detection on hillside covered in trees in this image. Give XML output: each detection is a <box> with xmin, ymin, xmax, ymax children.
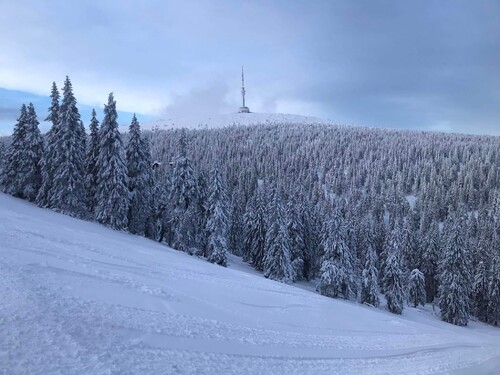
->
<box><xmin>1</xmin><ymin>78</ymin><xmax>500</xmax><ymax>328</ymax></box>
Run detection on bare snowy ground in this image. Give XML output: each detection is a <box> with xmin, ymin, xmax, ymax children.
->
<box><xmin>0</xmin><ymin>193</ymin><xmax>499</xmax><ymax>375</ymax></box>
<box><xmin>140</xmin><ymin>112</ymin><xmax>335</xmax><ymax>131</ymax></box>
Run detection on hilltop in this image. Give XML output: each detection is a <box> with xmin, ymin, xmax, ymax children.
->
<box><xmin>141</xmin><ymin>112</ymin><xmax>335</xmax><ymax>130</ymax></box>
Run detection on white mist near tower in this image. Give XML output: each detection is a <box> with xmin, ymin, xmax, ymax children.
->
<box><xmin>238</xmin><ymin>66</ymin><xmax>250</xmax><ymax>113</ymax></box>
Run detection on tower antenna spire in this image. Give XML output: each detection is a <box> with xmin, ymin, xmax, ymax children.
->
<box><xmin>239</xmin><ymin>66</ymin><xmax>250</xmax><ymax>113</ymax></box>
<box><xmin>241</xmin><ymin>66</ymin><xmax>245</xmax><ymax>107</ymax></box>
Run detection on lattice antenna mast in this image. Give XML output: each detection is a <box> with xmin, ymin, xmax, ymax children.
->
<box><xmin>238</xmin><ymin>66</ymin><xmax>250</xmax><ymax>113</ymax></box>
<box><xmin>241</xmin><ymin>66</ymin><xmax>246</xmax><ymax>108</ymax></box>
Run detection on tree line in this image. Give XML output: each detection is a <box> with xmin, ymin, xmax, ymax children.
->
<box><xmin>1</xmin><ymin>78</ymin><xmax>499</xmax><ymax>328</ymax></box>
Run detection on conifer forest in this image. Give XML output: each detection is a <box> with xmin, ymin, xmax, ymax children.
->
<box><xmin>2</xmin><ymin>77</ymin><xmax>500</xmax><ymax>329</ymax></box>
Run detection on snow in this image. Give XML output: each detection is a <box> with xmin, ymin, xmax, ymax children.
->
<box><xmin>1</xmin><ymin>192</ymin><xmax>500</xmax><ymax>374</ymax></box>
<box><xmin>406</xmin><ymin>194</ymin><xmax>417</xmax><ymax>209</ymax></box>
<box><xmin>140</xmin><ymin>112</ymin><xmax>336</xmax><ymax>130</ymax></box>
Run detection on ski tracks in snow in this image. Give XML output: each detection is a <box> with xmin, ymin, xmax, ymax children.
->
<box><xmin>1</xmin><ymin>257</ymin><xmax>498</xmax><ymax>375</ymax></box>
<box><xmin>1</xmin><ymin>194</ymin><xmax>500</xmax><ymax>374</ymax></box>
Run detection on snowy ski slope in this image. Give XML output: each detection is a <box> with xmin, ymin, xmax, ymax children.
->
<box><xmin>1</xmin><ymin>192</ymin><xmax>500</xmax><ymax>374</ymax></box>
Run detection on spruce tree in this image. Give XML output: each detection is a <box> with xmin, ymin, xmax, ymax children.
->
<box><xmin>408</xmin><ymin>268</ymin><xmax>426</xmax><ymax>307</ymax></box>
<box><xmin>2</xmin><ymin>105</ymin><xmax>28</xmax><ymax>197</ymax></box>
<box><xmin>95</xmin><ymin>93</ymin><xmax>129</xmax><ymax>230</ymax></box>
<box><xmin>287</xmin><ymin>197</ymin><xmax>307</xmax><ymax>281</ymax></box>
<box><xmin>21</xmin><ymin>103</ymin><xmax>44</xmax><ymax>201</ymax></box>
<box><xmin>205</xmin><ymin>164</ymin><xmax>229</xmax><ymax>266</ymax></box>
<box><xmin>421</xmin><ymin>220</ymin><xmax>440</xmax><ymax>302</ymax></box>
<box><xmin>263</xmin><ymin>189</ymin><xmax>293</xmax><ymax>283</ymax></box>
<box><xmin>242</xmin><ymin>195</ymin><xmax>256</xmax><ymax>261</ymax></box>
<box><xmin>383</xmin><ymin>250</ymin><xmax>405</xmax><ymax>314</ymax></box>
<box><xmin>379</xmin><ymin>218</ymin><xmax>402</xmax><ymax>289</ymax></box>
<box><xmin>244</xmin><ymin>187</ymin><xmax>268</xmax><ymax>271</ymax></box>
<box><xmin>301</xmin><ymin>205</ymin><xmax>318</xmax><ymax>281</ymax></box>
<box><xmin>142</xmin><ymin>136</ymin><xmax>157</xmax><ymax>239</ymax></box>
<box><xmin>472</xmin><ymin>261</ymin><xmax>489</xmax><ymax>322</ymax></box>
<box><xmin>0</xmin><ymin>142</ymin><xmax>5</xmax><ymax>181</ymax></box>
<box><xmin>85</xmin><ymin>109</ymin><xmax>100</xmax><ymax>212</ymax></box>
<box><xmin>361</xmin><ymin>245</ymin><xmax>380</xmax><ymax>307</ymax></box>
<box><xmin>318</xmin><ymin>207</ymin><xmax>357</xmax><ymax>300</ymax></box>
<box><xmin>402</xmin><ymin>217</ymin><xmax>421</xmax><ymax>272</ymax></box>
<box><xmin>195</xmin><ymin>172</ymin><xmax>209</xmax><ymax>253</ymax></box>
<box><xmin>228</xmin><ymin>188</ymin><xmax>245</xmax><ymax>257</ymax></box>
<box><xmin>37</xmin><ymin>82</ymin><xmax>60</xmax><ymax>207</ymax></box>
<box><xmin>51</xmin><ymin>77</ymin><xmax>86</xmax><ymax>216</ymax></box>
<box><xmin>383</xmin><ymin>227</ymin><xmax>406</xmax><ymax>314</ymax></box>
<box><xmin>2</xmin><ymin>104</ymin><xmax>44</xmax><ymax>201</ymax></box>
<box><xmin>150</xmin><ymin>165</ymin><xmax>169</xmax><ymax>242</ymax></box>
<box><xmin>126</xmin><ymin>114</ymin><xmax>153</xmax><ymax>235</ymax></box>
<box><xmin>438</xmin><ymin>212</ymin><xmax>471</xmax><ymax>326</ymax></box>
<box><xmin>168</xmin><ymin>131</ymin><xmax>198</xmax><ymax>251</ymax></box>
<box><xmin>487</xmin><ymin>253</ymin><xmax>500</xmax><ymax>326</ymax></box>
<box><xmin>46</xmin><ymin>81</ymin><xmax>60</xmax><ymax>125</ymax></box>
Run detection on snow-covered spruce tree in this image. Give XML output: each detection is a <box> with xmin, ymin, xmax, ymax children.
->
<box><xmin>21</xmin><ymin>103</ymin><xmax>44</xmax><ymax>201</ymax></box>
<box><xmin>472</xmin><ymin>261</ymin><xmax>489</xmax><ymax>322</ymax></box>
<box><xmin>421</xmin><ymin>220</ymin><xmax>440</xmax><ymax>302</ymax></box>
<box><xmin>51</xmin><ymin>77</ymin><xmax>87</xmax><ymax>216</ymax></box>
<box><xmin>46</xmin><ymin>81</ymin><xmax>60</xmax><ymax>126</ymax></box>
<box><xmin>195</xmin><ymin>172</ymin><xmax>209</xmax><ymax>253</ymax></box>
<box><xmin>242</xmin><ymin>195</ymin><xmax>256</xmax><ymax>260</ymax></box>
<box><xmin>361</xmin><ymin>245</ymin><xmax>380</xmax><ymax>307</ymax></box>
<box><xmin>84</xmin><ymin>109</ymin><xmax>100</xmax><ymax>212</ymax></box>
<box><xmin>141</xmin><ymin>136</ymin><xmax>157</xmax><ymax>240</ymax></box>
<box><xmin>301</xmin><ymin>205</ymin><xmax>319</xmax><ymax>281</ymax></box>
<box><xmin>150</xmin><ymin>165</ymin><xmax>169</xmax><ymax>242</ymax></box>
<box><xmin>287</xmin><ymin>197</ymin><xmax>307</xmax><ymax>281</ymax></box>
<box><xmin>379</xmin><ymin>218</ymin><xmax>401</xmax><ymax>290</ymax></box>
<box><xmin>2</xmin><ymin>104</ymin><xmax>28</xmax><ymax>197</ymax></box>
<box><xmin>228</xmin><ymin>187</ymin><xmax>246</xmax><ymax>257</ymax></box>
<box><xmin>95</xmin><ymin>93</ymin><xmax>129</xmax><ymax>230</ymax></box>
<box><xmin>475</xmin><ymin>210</ymin><xmax>494</xmax><ymax>266</ymax></box>
<box><xmin>244</xmin><ymin>187</ymin><xmax>268</xmax><ymax>271</ymax></box>
<box><xmin>0</xmin><ymin>142</ymin><xmax>5</xmax><ymax>181</ymax></box>
<box><xmin>318</xmin><ymin>207</ymin><xmax>357</xmax><ymax>300</ymax></box>
<box><xmin>2</xmin><ymin>103</ymin><xmax>44</xmax><ymax>201</ymax></box>
<box><xmin>37</xmin><ymin>81</ymin><xmax>60</xmax><ymax>207</ymax></box>
<box><xmin>372</xmin><ymin>215</ymin><xmax>386</xmax><ymax>258</ymax></box>
<box><xmin>205</xmin><ymin>164</ymin><xmax>230</xmax><ymax>266</ymax></box>
<box><xmin>168</xmin><ymin>131</ymin><xmax>198</xmax><ymax>251</ymax></box>
<box><xmin>402</xmin><ymin>216</ymin><xmax>421</xmax><ymax>272</ymax></box>
<box><xmin>487</xmin><ymin>253</ymin><xmax>500</xmax><ymax>326</ymax></box>
<box><xmin>383</xmin><ymin>227</ymin><xmax>406</xmax><ymax>314</ymax></box>
<box><xmin>126</xmin><ymin>114</ymin><xmax>153</xmax><ymax>235</ymax></box>
<box><xmin>438</xmin><ymin>212</ymin><xmax>471</xmax><ymax>326</ymax></box>
<box><xmin>263</xmin><ymin>189</ymin><xmax>293</xmax><ymax>283</ymax></box>
<box><xmin>408</xmin><ymin>268</ymin><xmax>426</xmax><ymax>308</ymax></box>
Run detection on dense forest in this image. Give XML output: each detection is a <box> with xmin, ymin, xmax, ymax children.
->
<box><xmin>1</xmin><ymin>77</ymin><xmax>499</xmax><ymax>328</ymax></box>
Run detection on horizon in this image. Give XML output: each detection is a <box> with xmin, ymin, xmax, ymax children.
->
<box><xmin>2</xmin><ymin>108</ymin><xmax>500</xmax><ymax>139</ymax></box>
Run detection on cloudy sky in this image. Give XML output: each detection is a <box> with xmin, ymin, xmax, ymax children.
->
<box><xmin>0</xmin><ymin>0</ymin><xmax>499</xmax><ymax>135</ymax></box>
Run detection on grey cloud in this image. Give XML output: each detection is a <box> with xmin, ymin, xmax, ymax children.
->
<box><xmin>276</xmin><ymin>1</ymin><xmax>500</xmax><ymax>134</ymax></box>
<box><xmin>0</xmin><ymin>107</ymin><xmax>19</xmax><ymax>121</ymax></box>
<box><xmin>1</xmin><ymin>1</ymin><xmax>500</xmax><ymax>134</ymax></box>
<box><xmin>161</xmin><ymin>80</ymin><xmax>234</xmax><ymax>118</ymax></box>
